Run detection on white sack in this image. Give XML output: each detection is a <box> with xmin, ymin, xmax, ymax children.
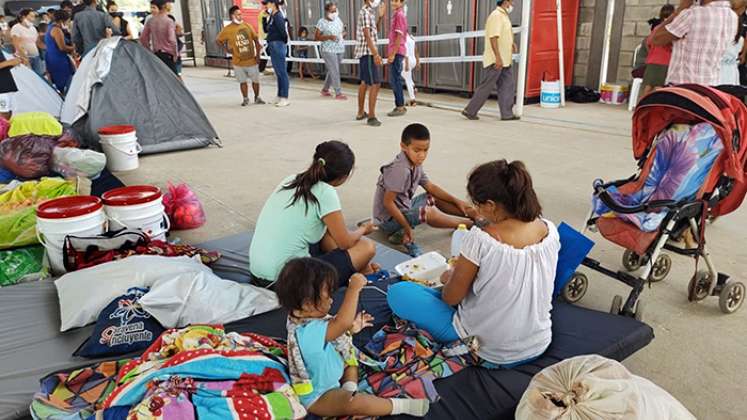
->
<box><xmin>516</xmin><ymin>355</ymin><xmax>695</xmax><ymax>420</ymax></box>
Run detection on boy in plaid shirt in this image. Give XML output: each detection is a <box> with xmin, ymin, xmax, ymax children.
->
<box><xmin>354</xmin><ymin>0</ymin><xmax>386</xmax><ymax>127</ymax></box>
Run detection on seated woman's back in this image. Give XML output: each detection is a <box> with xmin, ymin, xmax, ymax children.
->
<box><xmin>455</xmin><ymin>219</ymin><xmax>559</xmax><ymax>364</ymax></box>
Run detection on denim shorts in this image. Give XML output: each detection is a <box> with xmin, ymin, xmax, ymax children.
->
<box><xmin>359</xmin><ymin>55</ymin><xmax>381</xmax><ymax>85</ymax></box>
<box><xmin>378</xmin><ymin>193</ymin><xmax>433</xmax><ymax>234</ymax></box>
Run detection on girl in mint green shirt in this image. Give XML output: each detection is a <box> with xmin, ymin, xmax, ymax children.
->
<box><xmin>249</xmin><ymin>140</ymin><xmax>378</xmax><ymax>288</ymax></box>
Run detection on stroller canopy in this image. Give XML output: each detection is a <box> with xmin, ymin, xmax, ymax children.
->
<box><xmin>633</xmin><ymin>85</ymin><xmax>747</xmax><ymax>217</ymax></box>
<box><xmin>61</xmin><ymin>38</ymin><xmax>219</xmax><ymax>155</ymax></box>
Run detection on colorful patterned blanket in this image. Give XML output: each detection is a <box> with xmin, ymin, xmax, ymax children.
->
<box><xmin>593</xmin><ymin>123</ymin><xmax>724</xmax><ymax>232</ymax></box>
<box><xmin>359</xmin><ymin>320</ymin><xmax>480</xmax><ymax>402</ymax></box>
<box><xmin>31</xmin><ymin>326</ymin><xmax>306</xmax><ymax>420</ymax></box>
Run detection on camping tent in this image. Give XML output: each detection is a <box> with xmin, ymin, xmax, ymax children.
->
<box><xmin>2</xmin><ymin>52</ymin><xmax>63</xmax><ymax>117</ymax></box>
<box><xmin>61</xmin><ymin>37</ymin><xmax>219</xmax><ymax>154</ymax></box>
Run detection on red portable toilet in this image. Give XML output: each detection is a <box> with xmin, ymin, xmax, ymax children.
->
<box><xmin>235</xmin><ymin>0</ymin><xmax>263</xmax><ymax>31</ymax></box>
<box><xmin>525</xmin><ymin>0</ymin><xmax>579</xmax><ymax>98</ymax></box>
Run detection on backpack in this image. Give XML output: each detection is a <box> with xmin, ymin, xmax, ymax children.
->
<box><xmin>566</xmin><ymin>86</ymin><xmax>601</xmax><ymax>103</ymax></box>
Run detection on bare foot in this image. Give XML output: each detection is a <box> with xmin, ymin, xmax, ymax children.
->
<box><xmin>362</xmin><ymin>262</ymin><xmax>381</xmax><ymax>275</ymax></box>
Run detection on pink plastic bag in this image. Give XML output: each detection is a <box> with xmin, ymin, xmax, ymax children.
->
<box><xmin>163</xmin><ymin>182</ymin><xmax>206</xmax><ymax>230</ymax></box>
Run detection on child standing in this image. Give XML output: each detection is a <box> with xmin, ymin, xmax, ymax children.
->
<box><xmin>275</xmin><ymin>258</ymin><xmax>430</xmax><ymax>417</ymax></box>
<box><xmin>372</xmin><ymin>123</ymin><xmax>478</xmax><ymax>256</ymax></box>
<box><xmin>386</xmin><ymin>0</ymin><xmax>407</xmax><ymax>117</ymax></box>
<box><xmin>402</xmin><ymin>29</ymin><xmax>419</xmax><ymax>106</ymax></box>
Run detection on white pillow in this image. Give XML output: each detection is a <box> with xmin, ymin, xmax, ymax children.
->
<box><xmin>55</xmin><ymin>255</ymin><xmax>213</xmax><ymax>331</ymax></box>
<box><xmin>139</xmin><ymin>270</ymin><xmax>279</xmax><ymax>328</ymax></box>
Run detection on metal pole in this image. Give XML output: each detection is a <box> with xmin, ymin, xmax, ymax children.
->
<box><xmin>516</xmin><ymin>0</ymin><xmax>532</xmax><ymax>117</ymax></box>
<box><xmin>599</xmin><ymin>0</ymin><xmax>615</xmax><ymax>91</ymax></box>
<box><xmin>556</xmin><ymin>0</ymin><xmax>566</xmax><ymax>106</ymax></box>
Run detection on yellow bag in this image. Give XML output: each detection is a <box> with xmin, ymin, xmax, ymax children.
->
<box><xmin>7</xmin><ymin>112</ymin><xmax>63</xmax><ymax>137</ymax></box>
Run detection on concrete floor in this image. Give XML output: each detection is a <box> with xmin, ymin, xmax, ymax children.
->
<box><xmin>120</xmin><ymin>67</ymin><xmax>746</xmax><ymax>419</ymax></box>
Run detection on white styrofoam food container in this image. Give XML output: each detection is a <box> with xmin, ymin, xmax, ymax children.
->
<box><xmin>395</xmin><ymin>251</ymin><xmax>449</xmax><ymax>286</ymax></box>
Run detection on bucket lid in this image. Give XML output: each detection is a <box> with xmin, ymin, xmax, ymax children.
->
<box><xmin>103</xmin><ymin>185</ymin><xmax>162</xmax><ymax>206</ymax></box>
<box><xmin>37</xmin><ymin>196</ymin><xmax>103</xmax><ymax>219</ymax></box>
<box><xmin>98</xmin><ymin>125</ymin><xmax>136</xmax><ymax>135</ymax></box>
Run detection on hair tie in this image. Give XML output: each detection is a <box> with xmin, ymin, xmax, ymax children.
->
<box><xmin>318</xmin><ymin>158</ymin><xmax>326</xmax><ymax>166</ymax></box>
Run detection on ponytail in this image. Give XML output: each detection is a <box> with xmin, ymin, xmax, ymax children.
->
<box><xmin>283</xmin><ymin>141</ymin><xmax>355</xmax><ymax>213</ymax></box>
<box><xmin>467</xmin><ymin>159</ymin><xmax>542</xmax><ymax>222</ymax></box>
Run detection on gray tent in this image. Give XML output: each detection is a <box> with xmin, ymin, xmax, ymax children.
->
<box><xmin>61</xmin><ymin>38</ymin><xmax>219</xmax><ymax>154</ymax></box>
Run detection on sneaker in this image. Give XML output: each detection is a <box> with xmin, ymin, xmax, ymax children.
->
<box><xmin>335</xmin><ymin>94</ymin><xmax>348</xmax><ymax>100</ymax></box>
<box><xmin>275</xmin><ymin>98</ymin><xmax>290</xmax><ymax>107</ymax></box>
<box><xmin>254</xmin><ymin>97</ymin><xmax>266</xmax><ymax>105</ymax></box>
<box><xmin>404</xmin><ymin>242</ymin><xmax>423</xmax><ymax>257</ymax></box>
<box><xmin>387</xmin><ymin>107</ymin><xmax>407</xmax><ymax>117</ymax></box>
<box><xmin>321</xmin><ymin>89</ymin><xmax>332</xmax><ymax>97</ymax></box>
<box><xmin>241</xmin><ymin>97</ymin><xmax>250</xmax><ymax>106</ymax></box>
<box><xmin>367</xmin><ymin>117</ymin><xmax>382</xmax><ymax>127</ymax></box>
<box><xmin>270</xmin><ymin>96</ymin><xmax>280</xmax><ymax>105</ymax></box>
<box><xmin>501</xmin><ymin>115</ymin><xmax>521</xmax><ymax>121</ymax></box>
<box><xmin>461</xmin><ymin>110</ymin><xmax>479</xmax><ymax>120</ymax></box>
<box><xmin>355</xmin><ymin>112</ymin><xmax>368</xmax><ymax>121</ymax></box>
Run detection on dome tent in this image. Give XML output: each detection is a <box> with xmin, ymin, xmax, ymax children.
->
<box><xmin>2</xmin><ymin>52</ymin><xmax>63</xmax><ymax>117</ymax></box>
<box><xmin>61</xmin><ymin>37</ymin><xmax>219</xmax><ymax>154</ymax></box>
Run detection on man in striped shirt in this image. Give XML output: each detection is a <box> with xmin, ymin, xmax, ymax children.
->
<box><xmin>653</xmin><ymin>0</ymin><xmax>738</xmax><ymax>85</ymax></box>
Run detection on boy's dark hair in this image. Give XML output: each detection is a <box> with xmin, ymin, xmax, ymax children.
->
<box><xmin>275</xmin><ymin>258</ymin><xmax>337</xmax><ymax>314</ymax></box>
<box><xmin>54</xmin><ymin>9</ymin><xmax>70</xmax><ymax>22</ymax></box>
<box><xmin>229</xmin><ymin>5</ymin><xmax>240</xmax><ymax>15</ymax></box>
<box><xmin>298</xmin><ymin>26</ymin><xmax>308</xmax><ymax>36</ymax></box>
<box><xmin>61</xmin><ymin>0</ymin><xmax>73</xmax><ymax>9</ymax></box>
<box><xmin>401</xmin><ymin>123</ymin><xmax>430</xmax><ymax>145</ymax></box>
<box><xmin>282</xmin><ymin>140</ymin><xmax>355</xmax><ymax>213</ymax></box>
<box><xmin>467</xmin><ymin>160</ymin><xmax>542</xmax><ymax>222</ymax></box>
<box><xmin>18</xmin><ymin>8</ymin><xmax>33</xmax><ymax>19</ymax></box>
<box><xmin>37</xmin><ymin>22</ymin><xmax>48</xmax><ymax>32</ymax></box>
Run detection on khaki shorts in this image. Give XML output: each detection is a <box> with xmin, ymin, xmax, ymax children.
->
<box><xmin>235</xmin><ymin>65</ymin><xmax>260</xmax><ymax>84</ymax></box>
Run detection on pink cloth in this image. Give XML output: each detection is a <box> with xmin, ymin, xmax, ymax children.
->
<box><xmin>645</xmin><ymin>25</ymin><xmax>672</xmax><ymax>66</ymax></box>
<box><xmin>140</xmin><ymin>14</ymin><xmax>178</xmax><ymax>59</ymax></box>
<box><xmin>0</xmin><ymin>118</ymin><xmax>9</xmax><ymax>140</ymax></box>
<box><xmin>665</xmin><ymin>1</ymin><xmax>738</xmax><ymax>85</ymax></box>
<box><xmin>388</xmin><ymin>9</ymin><xmax>407</xmax><ymax>57</ymax></box>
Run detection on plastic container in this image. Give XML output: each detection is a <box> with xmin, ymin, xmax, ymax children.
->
<box><xmin>102</xmin><ymin>185</ymin><xmax>170</xmax><ymax>241</ymax></box>
<box><xmin>451</xmin><ymin>224</ymin><xmax>468</xmax><ymax>258</ymax></box>
<box><xmin>599</xmin><ymin>83</ymin><xmax>629</xmax><ymax>105</ymax></box>
<box><xmin>36</xmin><ymin>196</ymin><xmax>107</xmax><ymax>275</ymax></box>
<box><xmin>98</xmin><ymin>125</ymin><xmax>141</xmax><ymax>172</ymax></box>
<box><xmin>540</xmin><ymin>79</ymin><xmax>561</xmax><ymax>108</ymax></box>
<box><xmin>395</xmin><ymin>251</ymin><xmax>449</xmax><ymax>287</ymax></box>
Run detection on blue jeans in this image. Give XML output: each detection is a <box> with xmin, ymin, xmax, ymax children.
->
<box><xmin>378</xmin><ymin>193</ymin><xmax>430</xmax><ymax>234</ymax></box>
<box><xmin>29</xmin><ymin>56</ymin><xmax>45</xmax><ymax>79</ymax></box>
<box><xmin>269</xmin><ymin>41</ymin><xmax>289</xmax><ymax>98</ymax></box>
<box><xmin>389</xmin><ymin>54</ymin><xmax>405</xmax><ymax>107</ymax></box>
<box><xmin>387</xmin><ymin>281</ymin><xmax>541</xmax><ymax>369</ymax></box>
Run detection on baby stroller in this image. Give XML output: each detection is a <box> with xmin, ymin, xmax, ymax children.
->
<box><xmin>564</xmin><ymin>85</ymin><xmax>747</xmax><ymax>317</ymax></box>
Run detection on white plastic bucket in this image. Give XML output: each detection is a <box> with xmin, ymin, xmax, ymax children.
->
<box><xmin>540</xmin><ymin>79</ymin><xmax>561</xmax><ymax>108</ymax></box>
<box><xmin>599</xmin><ymin>83</ymin><xmax>629</xmax><ymax>105</ymax></box>
<box><xmin>36</xmin><ymin>197</ymin><xmax>107</xmax><ymax>275</ymax></box>
<box><xmin>103</xmin><ymin>186</ymin><xmax>169</xmax><ymax>241</ymax></box>
<box><xmin>99</xmin><ymin>128</ymin><xmax>141</xmax><ymax>172</ymax></box>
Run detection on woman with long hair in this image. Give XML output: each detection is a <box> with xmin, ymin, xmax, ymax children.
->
<box><xmin>45</xmin><ymin>10</ymin><xmax>75</xmax><ymax>93</ymax></box>
<box><xmin>249</xmin><ymin>140</ymin><xmax>378</xmax><ymax>289</ymax></box>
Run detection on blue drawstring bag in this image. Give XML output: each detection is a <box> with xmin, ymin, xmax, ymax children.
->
<box><xmin>554</xmin><ymin>222</ymin><xmax>595</xmax><ymax>296</ymax></box>
<box><xmin>74</xmin><ymin>287</ymin><xmax>164</xmax><ymax>358</ymax></box>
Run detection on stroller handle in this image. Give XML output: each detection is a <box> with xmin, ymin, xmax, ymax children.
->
<box><xmin>593</xmin><ymin>180</ymin><xmax>679</xmax><ymax>214</ymax></box>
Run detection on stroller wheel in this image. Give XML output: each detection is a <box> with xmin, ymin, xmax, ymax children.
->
<box><xmin>562</xmin><ymin>272</ymin><xmax>588</xmax><ymax>303</ymax></box>
<box><xmin>688</xmin><ymin>271</ymin><xmax>711</xmax><ymax>302</ymax></box>
<box><xmin>622</xmin><ymin>250</ymin><xmax>643</xmax><ymax>271</ymax></box>
<box><xmin>649</xmin><ymin>254</ymin><xmax>672</xmax><ymax>282</ymax></box>
<box><xmin>610</xmin><ymin>295</ymin><xmax>623</xmax><ymax>315</ymax></box>
<box><xmin>634</xmin><ymin>299</ymin><xmax>646</xmax><ymax>322</ymax></box>
<box><xmin>719</xmin><ymin>282</ymin><xmax>745</xmax><ymax>314</ymax></box>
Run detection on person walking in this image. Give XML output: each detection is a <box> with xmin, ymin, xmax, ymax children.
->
<box><xmin>355</xmin><ymin>0</ymin><xmax>386</xmax><ymax>127</ymax></box>
<box><xmin>140</xmin><ymin>0</ymin><xmax>179</xmax><ymax>75</ymax></box>
<box><xmin>217</xmin><ymin>5</ymin><xmax>264</xmax><ymax>106</ymax></box>
<box><xmin>653</xmin><ymin>0</ymin><xmax>738</xmax><ymax>86</ymax></box>
<box><xmin>263</xmin><ymin>0</ymin><xmax>290</xmax><ymax>107</ymax></box>
<box><xmin>402</xmin><ymin>27</ymin><xmax>420</xmax><ymax>106</ymax></box>
<box><xmin>72</xmin><ymin>0</ymin><xmax>112</xmax><ymax>56</ymax></box>
<box><xmin>10</xmin><ymin>9</ymin><xmax>45</xmax><ymax>78</ymax></box>
<box><xmin>386</xmin><ymin>0</ymin><xmax>407</xmax><ymax>117</ymax></box>
<box><xmin>316</xmin><ymin>1</ymin><xmax>346</xmax><ymax>99</ymax></box>
<box><xmin>45</xmin><ymin>10</ymin><xmax>75</xmax><ymax>94</ymax></box>
<box><xmin>462</xmin><ymin>0</ymin><xmax>519</xmax><ymax>121</ymax></box>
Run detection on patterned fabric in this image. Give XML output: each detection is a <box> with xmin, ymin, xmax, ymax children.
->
<box><xmin>665</xmin><ymin>1</ymin><xmax>738</xmax><ymax>85</ymax></box>
<box><xmin>102</xmin><ymin>326</ymin><xmax>305</xmax><ymax>419</ymax></box>
<box><xmin>316</xmin><ymin>17</ymin><xmax>345</xmax><ymax>54</ymax></box>
<box><xmin>354</xmin><ymin>6</ymin><xmax>378</xmax><ymax>59</ymax></box>
<box><xmin>65</xmin><ymin>234</ymin><xmax>220</xmax><ymax>272</ymax></box>
<box><xmin>285</xmin><ymin>316</ymin><xmax>358</xmax><ymax>396</ymax></box>
<box><xmin>358</xmin><ymin>320</ymin><xmax>480</xmax><ymax>402</ymax></box>
<box><xmin>593</xmin><ymin>123</ymin><xmax>724</xmax><ymax>232</ymax></box>
<box><xmin>30</xmin><ymin>359</ymin><xmax>132</xmax><ymax>419</ymax></box>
